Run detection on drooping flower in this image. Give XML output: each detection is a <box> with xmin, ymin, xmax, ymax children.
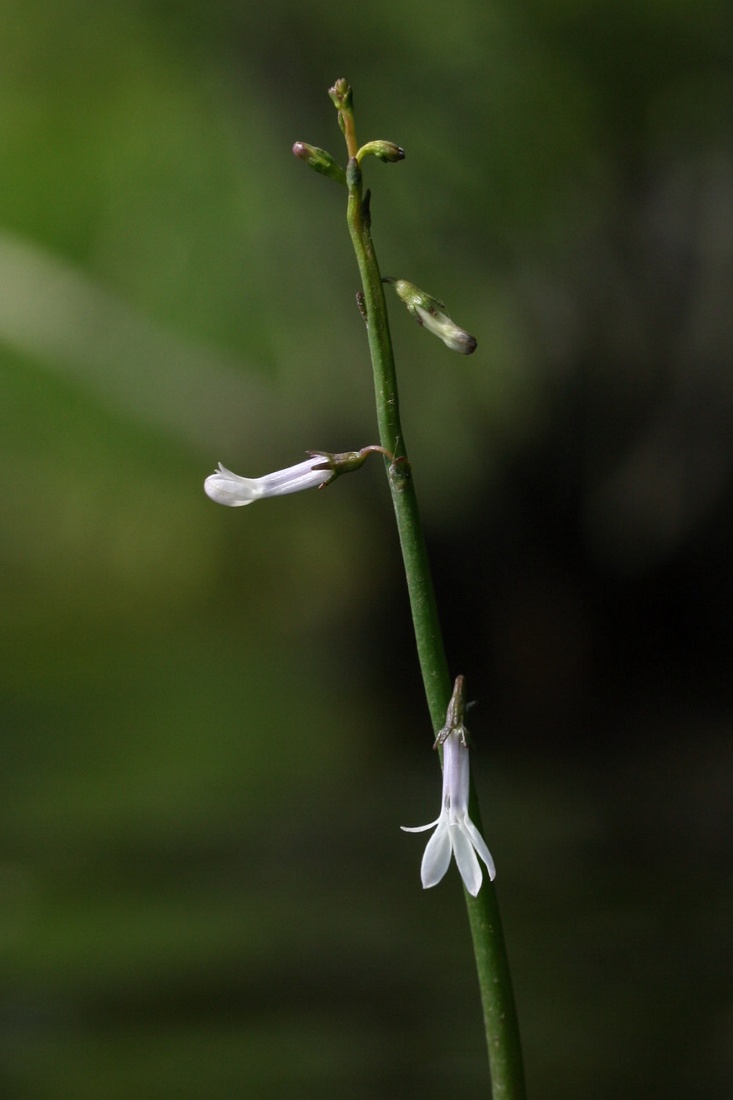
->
<box><xmin>204</xmin><ymin>456</ymin><xmax>333</xmax><ymax>507</ymax></box>
<box><xmin>402</xmin><ymin>677</ymin><xmax>495</xmax><ymax>896</ymax></box>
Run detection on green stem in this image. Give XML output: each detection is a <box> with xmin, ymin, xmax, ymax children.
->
<box><xmin>345</xmin><ymin>154</ymin><xmax>449</xmax><ymax>726</ymax></box>
<box><xmin>337</xmin><ymin>94</ymin><xmax>526</xmax><ymax>1100</ymax></box>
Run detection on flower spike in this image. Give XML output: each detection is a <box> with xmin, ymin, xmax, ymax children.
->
<box><xmin>402</xmin><ymin>676</ymin><xmax>495</xmax><ymax>896</ymax></box>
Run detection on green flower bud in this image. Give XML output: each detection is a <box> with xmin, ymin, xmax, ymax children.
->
<box><xmin>328</xmin><ymin>79</ymin><xmax>353</xmax><ymax>112</ymax></box>
<box><xmin>384</xmin><ymin>278</ymin><xmax>477</xmax><ymax>355</ymax></box>
<box><xmin>292</xmin><ymin>142</ymin><xmax>347</xmax><ymax>187</ymax></box>
<box><xmin>356</xmin><ymin>140</ymin><xmax>406</xmax><ymax>165</ymax></box>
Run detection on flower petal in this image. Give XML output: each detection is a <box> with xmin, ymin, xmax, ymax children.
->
<box><xmin>451</xmin><ymin>823</ymin><xmax>484</xmax><ymax>896</ymax></box>
<box><xmin>420</xmin><ymin>823</ymin><xmax>453</xmax><ymax>889</ymax></box>
<box><xmin>462</xmin><ymin>816</ymin><xmax>497</xmax><ymax>882</ymax></box>
<box><xmin>401</xmin><ymin>817</ymin><xmax>441</xmax><ymax>834</ymax></box>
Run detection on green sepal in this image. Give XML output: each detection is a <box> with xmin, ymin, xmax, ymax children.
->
<box><xmin>434</xmin><ymin>675</ymin><xmax>470</xmax><ymax>747</ymax></box>
<box><xmin>307</xmin><ymin>445</ymin><xmax>398</xmax><ymax>487</ymax></box>
<box><xmin>384</xmin><ymin>277</ymin><xmax>443</xmax><ymax>317</ymax></box>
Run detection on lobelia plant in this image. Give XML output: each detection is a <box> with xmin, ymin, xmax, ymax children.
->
<box><xmin>205</xmin><ymin>80</ymin><xmax>525</xmax><ymax>1100</ymax></box>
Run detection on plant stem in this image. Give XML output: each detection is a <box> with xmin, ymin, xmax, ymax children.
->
<box><xmin>336</xmin><ymin>89</ymin><xmax>526</xmax><ymax>1100</ymax></box>
<box><xmin>345</xmin><ymin>155</ymin><xmax>449</xmax><ymax>730</ymax></box>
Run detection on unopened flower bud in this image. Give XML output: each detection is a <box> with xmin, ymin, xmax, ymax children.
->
<box><xmin>292</xmin><ymin>142</ymin><xmax>347</xmax><ymax>187</ymax></box>
<box><xmin>356</xmin><ymin>140</ymin><xmax>406</xmax><ymax>164</ymax></box>
<box><xmin>385</xmin><ymin>277</ymin><xmax>477</xmax><ymax>355</ymax></box>
<box><xmin>328</xmin><ymin>79</ymin><xmax>353</xmax><ymax>112</ymax></box>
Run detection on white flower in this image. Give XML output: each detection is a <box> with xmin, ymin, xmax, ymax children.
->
<box><xmin>402</xmin><ymin>729</ymin><xmax>496</xmax><ymax>896</ymax></box>
<box><xmin>204</xmin><ymin>456</ymin><xmax>332</xmax><ymax>507</ymax></box>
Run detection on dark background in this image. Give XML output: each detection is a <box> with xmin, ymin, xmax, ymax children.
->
<box><xmin>1</xmin><ymin>1</ymin><xmax>731</xmax><ymax>1096</ymax></box>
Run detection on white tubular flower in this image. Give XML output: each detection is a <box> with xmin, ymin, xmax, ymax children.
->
<box><xmin>204</xmin><ymin>456</ymin><xmax>332</xmax><ymax>507</ymax></box>
<box><xmin>402</xmin><ymin>678</ymin><xmax>495</xmax><ymax>896</ymax></box>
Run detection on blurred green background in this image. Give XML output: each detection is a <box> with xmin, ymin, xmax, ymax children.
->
<box><xmin>1</xmin><ymin>0</ymin><xmax>731</xmax><ymax>1096</ymax></box>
